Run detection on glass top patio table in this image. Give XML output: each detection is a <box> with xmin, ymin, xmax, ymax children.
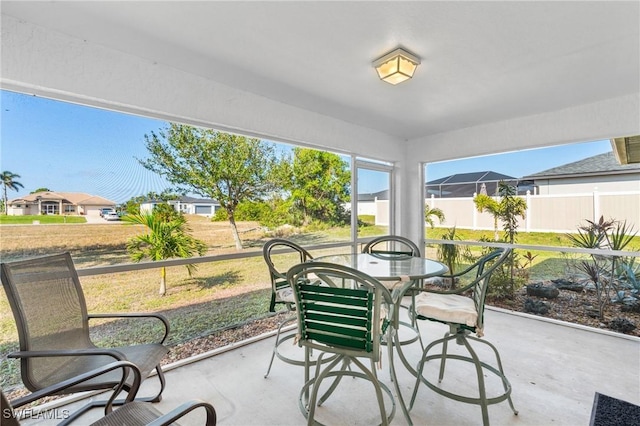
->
<box><xmin>313</xmin><ymin>252</ymin><xmax>448</xmax><ymax>285</ymax></box>
<box><xmin>312</xmin><ymin>252</ymin><xmax>448</xmax><ymax>425</ymax></box>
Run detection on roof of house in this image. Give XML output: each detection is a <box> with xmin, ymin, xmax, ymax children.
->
<box><xmin>427</xmin><ymin>171</ymin><xmax>517</xmax><ymax>185</ymax></box>
<box><xmin>358</xmin><ymin>189</ymin><xmax>389</xmax><ymax>202</ymax></box>
<box><xmin>9</xmin><ymin>191</ymin><xmax>116</xmax><ymax>205</ymax></box>
<box><xmin>523</xmin><ymin>151</ymin><xmax>640</xmax><ymax>180</ymax></box>
<box><xmin>172</xmin><ymin>196</ymin><xmax>219</xmax><ymax>204</ymax></box>
<box><xmin>144</xmin><ymin>196</ymin><xmax>219</xmax><ymax>204</ymax></box>
<box><xmin>425</xmin><ymin>171</ymin><xmax>528</xmax><ymax>198</ymax></box>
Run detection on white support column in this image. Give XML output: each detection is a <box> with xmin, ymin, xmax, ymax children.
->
<box><xmin>394</xmin><ymin>156</ymin><xmax>424</xmax><ymax>249</ymax></box>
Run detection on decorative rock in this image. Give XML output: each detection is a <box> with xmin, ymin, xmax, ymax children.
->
<box><xmin>609</xmin><ymin>317</ymin><xmax>636</xmax><ymax>333</ymax></box>
<box><xmin>526</xmin><ymin>282</ymin><xmax>559</xmax><ymax>299</ymax></box>
<box><xmin>524</xmin><ymin>298</ymin><xmax>549</xmax><ymax>315</ymax></box>
<box><xmin>621</xmin><ymin>301</ymin><xmax>640</xmax><ymax>314</ymax></box>
<box><xmin>424</xmin><ymin>277</ymin><xmax>444</xmax><ymax>287</ymax></box>
<box><xmin>551</xmin><ymin>278</ymin><xmax>584</xmax><ymax>292</ymax></box>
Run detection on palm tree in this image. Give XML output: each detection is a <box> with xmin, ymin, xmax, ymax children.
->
<box><xmin>424</xmin><ymin>204</ymin><xmax>445</xmax><ymax>228</ymax></box>
<box><xmin>473</xmin><ymin>193</ymin><xmax>501</xmax><ymax>240</ymax></box>
<box><xmin>124</xmin><ymin>213</ymin><xmax>207</xmax><ymax>295</ymax></box>
<box><xmin>1</xmin><ymin>171</ymin><xmax>24</xmax><ymax>214</ymax></box>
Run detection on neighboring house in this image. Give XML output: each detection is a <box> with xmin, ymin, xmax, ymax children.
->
<box><xmin>140</xmin><ymin>196</ymin><xmax>221</xmax><ymax>217</ymax></box>
<box><xmin>7</xmin><ymin>192</ymin><xmax>116</xmax><ymax>216</ymax></box>
<box><xmin>426</xmin><ymin>171</ymin><xmax>527</xmax><ymax>198</ymax></box>
<box><xmin>523</xmin><ymin>151</ymin><xmax>640</xmax><ymax>195</ymax></box>
<box><xmin>356</xmin><ymin>189</ymin><xmax>388</xmax><ymax>216</ymax></box>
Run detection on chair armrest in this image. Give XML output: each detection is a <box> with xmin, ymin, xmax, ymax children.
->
<box><xmin>147</xmin><ymin>400</ymin><xmax>217</xmax><ymax>426</ymax></box>
<box><xmin>88</xmin><ymin>313</ymin><xmax>170</xmax><ymax>344</ymax></box>
<box><xmin>9</xmin><ymin>361</ymin><xmax>141</xmax><ymax>413</ymax></box>
<box><xmin>8</xmin><ymin>348</ymin><xmax>126</xmax><ymax>360</ymax></box>
<box><xmin>419</xmin><ymin>280</ymin><xmax>477</xmax><ymax>295</ymax></box>
<box><xmin>440</xmin><ymin>262</ymin><xmax>479</xmax><ymax>280</ymax></box>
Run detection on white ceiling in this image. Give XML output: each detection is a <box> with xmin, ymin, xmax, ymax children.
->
<box><xmin>1</xmin><ymin>1</ymin><xmax>639</xmax><ymax>141</ymax></box>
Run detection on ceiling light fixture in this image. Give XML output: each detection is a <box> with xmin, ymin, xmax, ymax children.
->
<box><xmin>372</xmin><ymin>47</ymin><xmax>421</xmax><ymax>85</ymax></box>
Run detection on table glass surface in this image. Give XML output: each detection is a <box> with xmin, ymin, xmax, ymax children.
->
<box><xmin>313</xmin><ymin>253</ymin><xmax>447</xmax><ymax>281</ymax></box>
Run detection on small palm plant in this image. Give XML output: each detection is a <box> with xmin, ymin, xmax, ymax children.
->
<box><xmin>424</xmin><ymin>204</ymin><xmax>445</xmax><ymax>229</ymax></box>
<box><xmin>437</xmin><ymin>227</ymin><xmax>471</xmax><ymax>288</ymax></box>
<box><xmin>125</xmin><ymin>212</ymin><xmax>207</xmax><ymax>295</ymax></box>
<box><xmin>473</xmin><ymin>193</ymin><xmax>500</xmax><ymax>241</ymax></box>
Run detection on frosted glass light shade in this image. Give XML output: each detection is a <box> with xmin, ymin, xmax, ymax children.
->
<box><xmin>373</xmin><ymin>48</ymin><xmax>421</xmax><ymax>85</ymax></box>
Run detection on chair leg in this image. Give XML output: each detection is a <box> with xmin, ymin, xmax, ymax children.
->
<box><xmin>468</xmin><ymin>335</ymin><xmax>519</xmax><ymax>416</ymax></box>
<box><xmin>147</xmin><ymin>365</ymin><xmax>166</xmax><ymax>403</ymax></box>
<box><xmin>438</xmin><ymin>331</ymin><xmax>452</xmax><ymax>382</ymax></box>
<box><xmin>317</xmin><ymin>357</ymin><xmax>350</xmax><ymax>406</ymax></box>
<box><xmin>410</xmin><ymin>333</ymin><xmax>456</xmax><ymax>410</ymax></box>
<box><xmin>269</xmin><ymin>293</ymin><xmax>276</xmax><ymax>312</ymax></box>
<box><xmin>460</xmin><ymin>335</ymin><xmax>490</xmax><ymax>425</ymax></box>
<box><xmin>264</xmin><ymin>314</ymin><xmax>296</xmax><ymax>378</ymax></box>
<box><xmin>410</xmin><ymin>332</ymin><xmax>517</xmax><ymax>425</ymax></box>
<box><xmin>298</xmin><ymin>355</ymin><xmax>395</xmax><ymax>426</ymax></box>
<box><xmin>57</xmin><ymin>366</ymin><xmax>166</xmax><ymax>426</ymax></box>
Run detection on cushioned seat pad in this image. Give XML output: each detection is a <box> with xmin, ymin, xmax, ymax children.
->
<box><xmin>414</xmin><ymin>292</ymin><xmax>477</xmax><ymax>328</ymax></box>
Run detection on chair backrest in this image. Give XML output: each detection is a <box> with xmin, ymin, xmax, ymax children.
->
<box><xmin>287</xmin><ymin>262</ymin><xmax>393</xmax><ymax>360</ymax></box>
<box><xmin>0</xmin><ymin>252</ymin><xmax>93</xmax><ymax>391</ymax></box>
<box><xmin>362</xmin><ymin>235</ymin><xmax>421</xmax><ymax>258</ymax></box>
<box><xmin>263</xmin><ymin>239</ymin><xmax>314</xmax><ymax>311</ymax></box>
<box><xmin>467</xmin><ymin>248</ymin><xmax>512</xmax><ymax>332</ymax></box>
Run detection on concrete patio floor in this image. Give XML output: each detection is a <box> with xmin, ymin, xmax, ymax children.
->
<box><xmin>21</xmin><ymin>306</ymin><xmax>640</xmax><ymax>425</ymax></box>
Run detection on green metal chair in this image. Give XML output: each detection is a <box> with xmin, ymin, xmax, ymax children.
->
<box><xmin>410</xmin><ymin>248</ymin><xmax>518</xmax><ymax>426</ymax></box>
<box><xmin>2</xmin><ymin>361</ymin><xmax>217</xmax><ymax>425</ymax></box>
<box><xmin>362</xmin><ymin>235</ymin><xmax>423</xmax><ymax>346</ymax></box>
<box><xmin>287</xmin><ymin>262</ymin><xmax>396</xmax><ymax>426</ymax></box>
<box><xmin>0</xmin><ymin>252</ymin><xmax>170</xmax><ymax>425</ymax></box>
<box><xmin>262</xmin><ymin>238</ymin><xmax>314</xmax><ymax>378</ymax></box>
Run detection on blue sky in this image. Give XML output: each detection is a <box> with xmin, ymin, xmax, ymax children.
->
<box><xmin>1</xmin><ymin>90</ymin><xmax>612</xmax><ymax>203</ymax></box>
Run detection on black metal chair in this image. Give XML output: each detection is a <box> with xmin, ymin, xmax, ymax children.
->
<box><xmin>1</xmin><ymin>361</ymin><xmax>216</xmax><ymax>425</ymax></box>
<box><xmin>1</xmin><ymin>252</ymin><xmax>170</xmax><ymax>424</ymax></box>
<box><xmin>410</xmin><ymin>248</ymin><xmax>518</xmax><ymax>426</ymax></box>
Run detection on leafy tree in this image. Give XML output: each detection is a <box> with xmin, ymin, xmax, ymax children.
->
<box><xmin>139</xmin><ymin>124</ymin><xmax>279</xmax><ymax>249</ymax></box>
<box><xmin>1</xmin><ymin>171</ymin><xmax>24</xmax><ymax>214</ymax></box>
<box><xmin>124</xmin><ymin>213</ymin><xmax>207</xmax><ymax>295</ymax></box>
<box><xmin>424</xmin><ymin>204</ymin><xmax>445</xmax><ymax>228</ymax></box>
<box><xmin>30</xmin><ymin>187</ymin><xmax>51</xmax><ymax>194</ymax></box>
<box><xmin>283</xmin><ymin>148</ymin><xmax>350</xmax><ymax>226</ymax></box>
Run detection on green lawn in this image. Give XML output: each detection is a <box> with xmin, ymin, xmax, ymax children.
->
<box><xmin>0</xmin><ymin>214</ymin><xmax>87</xmax><ymax>224</ymax></box>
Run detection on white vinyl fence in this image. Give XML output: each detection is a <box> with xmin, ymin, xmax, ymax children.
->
<box><xmin>372</xmin><ymin>190</ymin><xmax>640</xmax><ymax>232</ymax></box>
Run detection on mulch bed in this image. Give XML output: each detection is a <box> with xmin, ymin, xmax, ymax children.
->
<box><xmin>487</xmin><ymin>287</ymin><xmax>640</xmax><ymax>337</ymax></box>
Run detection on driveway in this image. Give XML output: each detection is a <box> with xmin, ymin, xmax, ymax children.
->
<box><xmin>84</xmin><ymin>215</ymin><xmax>121</xmax><ymax>224</ymax></box>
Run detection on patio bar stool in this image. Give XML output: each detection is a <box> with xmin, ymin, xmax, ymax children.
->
<box><xmin>410</xmin><ymin>248</ymin><xmax>518</xmax><ymax>426</ymax></box>
<box><xmin>287</xmin><ymin>261</ymin><xmax>397</xmax><ymax>426</ymax></box>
